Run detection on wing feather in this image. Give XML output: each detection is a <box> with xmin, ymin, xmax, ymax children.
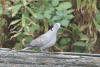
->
<box><xmin>30</xmin><ymin>34</ymin><xmax>50</xmax><ymax>47</ymax></box>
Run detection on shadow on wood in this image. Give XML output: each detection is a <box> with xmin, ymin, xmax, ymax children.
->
<box><xmin>0</xmin><ymin>48</ymin><xmax>100</xmax><ymax>67</ymax></box>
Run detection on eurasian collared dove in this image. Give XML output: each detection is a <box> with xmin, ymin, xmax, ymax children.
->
<box><xmin>22</xmin><ymin>23</ymin><xmax>61</xmax><ymax>52</ymax></box>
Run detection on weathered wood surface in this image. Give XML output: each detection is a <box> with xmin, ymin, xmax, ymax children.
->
<box><xmin>0</xmin><ymin>48</ymin><xmax>100</xmax><ymax>67</ymax></box>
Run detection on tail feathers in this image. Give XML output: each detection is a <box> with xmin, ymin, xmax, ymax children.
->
<box><xmin>24</xmin><ymin>43</ymin><xmax>31</xmax><ymax>47</ymax></box>
<box><xmin>22</xmin><ymin>47</ymin><xmax>32</xmax><ymax>50</ymax></box>
<box><xmin>22</xmin><ymin>43</ymin><xmax>39</xmax><ymax>50</ymax></box>
<box><xmin>24</xmin><ymin>43</ymin><xmax>37</xmax><ymax>48</ymax></box>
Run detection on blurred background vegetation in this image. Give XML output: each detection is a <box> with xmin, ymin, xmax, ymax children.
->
<box><xmin>0</xmin><ymin>0</ymin><xmax>100</xmax><ymax>53</ymax></box>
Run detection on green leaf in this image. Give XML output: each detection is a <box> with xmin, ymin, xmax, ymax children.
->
<box><xmin>52</xmin><ymin>0</ymin><xmax>59</xmax><ymax>6</ymax></box>
<box><xmin>48</xmin><ymin>20</ymin><xmax>55</xmax><ymax>26</ymax></box>
<box><xmin>93</xmin><ymin>18</ymin><xmax>100</xmax><ymax>32</ymax></box>
<box><xmin>56</xmin><ymin>10</ymin><xmax>74</xmax><ymax>17</ymax></box>
<box><xmin>36</xmin><ymin>13</ymin><xmax>43</xmax><ymax>19</ymax></box>
<box><xmin>10</xmin><ymin>32</ymin><xmax>22</xmax><ymax>39</ymax></box>
<box><xmin>52</xmin><ymin>16</ymin><xmax>61</xmax><ymax>21</ymax></box>
<box><xmin>56</xmin><ymin>10</ymin><xmax>67</xmax><ymax>17</ymax></box>
<box><xmin>65</xmin><ymin>15</ymin><xmax>74</xmax><ymax>20</ymax></box>
<box><xmin>44</xmin><ymin>7</ymin><xmax>54</xmax><ymax>19</ymax></box>
<box><xmin>26</xmin><ymin>6</ymin><xmax>37</xmax><ymax>18</ymax></box>
<box><xmin>9</xmin><ymin>19</ymin><xmax>21</xmax><ymax>26</ymax></box>
<box><xmin>30</xmin><ymin>25</ymin><xmax>40</xmax><ymax>33</ymax></box>
<box><xmin>95</xmin><ymin>24</ymin><xmax>100</xmax><ymax>32</ymax></box>
<box><xmin>66</xmin><ymin>9</ymin><xmax>74</xmax><ymax>14</ymax></box>
<box><xmin>56</xmin><ymin>2</ymin><xmax>72</xmax><ymax>10</ymax></box>
<box><xmin>16</xmin><ymin>33</ymin><xmax>25</xmax><ymax>41</ymax></box>
<box><xmin>80</xmin><ymin>34</ymin><xmax>89</xmax><ymax>42</ymax></box>
<box><xmin>12</xmin><ymin>4</ymin><xmax>22</xmax><ymax>17</ymax></box>
<box><xmin>24</xmin><ymin>27</ymin><xmax>29</xmax><ymax>32</ymax></box>
<box><xmin>74</xmin><ymin>42</ymin><xmax>86</xmax><ymax>47</ymax></box>
<box><xmin>30</xmin><ymin>25</ymin><xmax>35</xmax><ymax>33</ymax></box>
<box><xmin>24</xmin><ymin>17</ymin><xmax>37</xmax><ymax>26</ymax></box>
<box><xmin>44</xmin><ymin>10</ymin><xmax>51</xmax><ymax>19</ymax></box>
<box><xmin>25</xmin><ymin>36</ymin><xmax>34</xmax><ymax>43</ymax></box>
<box><xmin>49</xmin><ymin>7</ymin><xmax>55</xmax><ymax>12</ymax></box>
<box><xmin>60</xmin><ymin>38</ymin><xmax>71</xmax><ymax>45</ymax></box>
<box><xmin>70</xmin><ymin>23</ymin><xmax>78</xmax><ymax>29</ymax></box>
<box><xmin>23</xmin><ymin>12</ymin><xmax>29</xmax><ymax>18</ymax></box>
<box><xmin>96</xmin><ymin>11</ymin><xmax>100</xmax><ymax>25</ymax></box>
<box><xmin>60</xmin><ymin>19</ymin><xmax>69</xmax><ymax>27</ymax></box>
<box><xmin>70</xmin><ymin>23</ymin><xmax>82</xmax><ymax>35</ymax></box>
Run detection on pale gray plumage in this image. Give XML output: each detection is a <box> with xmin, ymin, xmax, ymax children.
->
<box><xmin>22</xmin><ymin>23</ymin><xmax>61</xmax><ymax>52</ymax></box>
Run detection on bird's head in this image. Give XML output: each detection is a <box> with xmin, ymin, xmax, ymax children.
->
<box><xmin>53</xmin><ymin>23</ymin><xmax>61</xmax><ymax>30</ymax></box>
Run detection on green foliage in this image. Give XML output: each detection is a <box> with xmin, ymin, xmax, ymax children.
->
<box><xmin>11</xmin><ymin>4</ymin><xmax>22</xmax><ymax>17</ymax></box>
<box><xmin>1</xmin><ymin>19</ymin><xmax>5</xmax><ymax>27</ymax></box>
<box><xmin>74</xmin><ymin>42</ymin><xmax>86</xmax><ymax>47</ymax></box>
<box><xmin>56</xmin><ymin>2</ymin><xmax>72</xmax><ymax>10</ymax></box>
<box><xmin>52</xmin><ymin>0</ymin><xmax>59</xmax><ymax>6</ymax></box>
<box><xmin>0</xmin><ymin>0</ymin><xmax>99</xmax><ymax>53</ymax></box>
<box><xmin>80</xmin><ymin>34</ymin><xmax>89</xmax><ymax>42</ymax></box>
<box><xmin>3</xmin><ymin>0</ymin><xmax>74</xmax><ymax>50</ymax></box>
<box><xmin>60</xmin><ymin>38</ymin><xmax>71</xmax><ymax>45</ymax></box>
<box><xmin>94</xmin><ymin>11</ymin><xmax>100</xmax><ymax>32</ymax></box>
<box><xmin>35</xmin><ymin>1</ymin><xmax>74</xmax><ymax>27</ymax></box>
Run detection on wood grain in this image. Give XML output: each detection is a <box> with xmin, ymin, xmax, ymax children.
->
<box><xmin>0</xmin><ymin>48</ymin><xmax>100</xmax><ymax>67</ymax></box>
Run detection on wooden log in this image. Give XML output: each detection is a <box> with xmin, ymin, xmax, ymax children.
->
<box><xmin>0</xmin><ymin>48</ymin><xmax>100</xmax><ymax>67</ymax></box>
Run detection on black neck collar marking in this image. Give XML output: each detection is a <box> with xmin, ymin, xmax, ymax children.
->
<box><xmin>51</xmin><ymin>29</ymin><xmax>53</xmax><ymax>31</ymax></box>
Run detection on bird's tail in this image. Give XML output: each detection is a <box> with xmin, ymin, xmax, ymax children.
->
<box><xmin>22</xmin><ymin>43</ymin><xmax>32</xmax><ymax>50</ymax></box>
<box><xmin>23</xmin><ymin>43</ymin><xmax>31</xmax><ymax>47</ymax></box>
<box><xmin>23</xmin><ymin>43</ymin><xmax>37</xmax><ymax>48</ymax></box>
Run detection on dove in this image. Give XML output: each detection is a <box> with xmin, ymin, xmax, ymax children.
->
<box><xmin>22</xmin><ymin>23</ymin><xmax>61</xmax><ymax>52</ymax></box>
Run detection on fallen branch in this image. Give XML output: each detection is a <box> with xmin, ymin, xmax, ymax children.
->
<box><xmin>0</xmin><ymin>48</ymin><xmax>100</xmax><ymax>67</ymax></box>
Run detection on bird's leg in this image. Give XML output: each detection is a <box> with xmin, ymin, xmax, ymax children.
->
<box><xmin>43</xmin><ymin>49</ymin><xmax>49</xmax><ymax>53</ymax></box>
<box><xmin>40</xmin><ymin>48</ymin><xmax>49</xmax><ymax>53</ymax></box>
<box><xmin>40</xmin><ymin>48</ymin><xmax>50</xmax><ymax>56</ymax></box>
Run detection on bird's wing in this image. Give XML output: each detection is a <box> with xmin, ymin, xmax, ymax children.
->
<box><xmin>24</xmin><ymin>30</ymin><xmax>52</xmax><ymax>48</ymax></box>
<box><xmin>40</xmin><ymin>36</ymin><xmax>56</xmax><ymax>50</ymax></box>
<box><xmin>29</xmin><ymin>33</ymin><xmax>50</xmax><ymax>47</ymax></box>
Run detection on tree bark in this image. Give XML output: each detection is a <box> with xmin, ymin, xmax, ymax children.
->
<box><xmin>0</xmin><ymin>48</ymin><xmax>100</xmax><ymax>67</ymax></box>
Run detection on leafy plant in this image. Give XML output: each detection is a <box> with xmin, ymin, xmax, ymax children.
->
<box><xmin>0</xmin><ymin>0</ymin><xmax>99</xmax><ymax>53</ymax></box>
<box><xmin>6</xmin><ymin>0</ymin><xmax>74</xmax><ymax>50</ymax></box>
